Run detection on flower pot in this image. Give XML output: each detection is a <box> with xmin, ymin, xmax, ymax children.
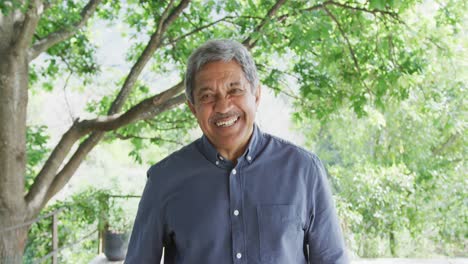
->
<box><xmin>103</xmin><ymin>229</ymin><xmax>129</xmax><ymax>261</ymax></box>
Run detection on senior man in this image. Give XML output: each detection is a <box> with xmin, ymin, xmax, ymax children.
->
<box><xmin>125</xmin><ymin>39</ymin><xmax>348</xmax><ymax>264</ymax></box>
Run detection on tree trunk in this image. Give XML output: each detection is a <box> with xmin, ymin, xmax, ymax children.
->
<box><xmin>389</xmin><ymin>227</ymin><xmax>396</xmax><ymax>256</ymax></box>
<box><xmin>0</xmin><ymin>212</ymin><xmax>30</xmax><ymax>264</ymax></box>
<box><xmin>0</xmin><ymin>16</ymin><xmax>30</xmax><ymax>262</ymax></box>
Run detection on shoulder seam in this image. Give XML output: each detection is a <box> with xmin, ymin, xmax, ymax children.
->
<box><xmin>264</xmin><ymin>132</ymin><xmax>317</xmax><ymax>160</ymax></box>
<box><xmin>147</xmin><ymin>140</ymin><xmax>199</xmax><ymax>178</ymax></box>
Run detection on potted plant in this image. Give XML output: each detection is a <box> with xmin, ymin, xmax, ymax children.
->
<box><xmin>101</xmin><ymin>196</ymin><xmax>132</xmax><ymax>261</ymax></box>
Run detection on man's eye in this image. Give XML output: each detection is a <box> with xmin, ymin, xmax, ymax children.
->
<box><xmin>230</xmin><ymin>82</ymin><xmax>242</xmax><ymax>88</ymax></box>
<box><xmin>200</xmin><ymin>94</ymin><xmax>213</xmax><ymax>102</ymax></box>
<box><xmin>230</xmin><ymin>88</ymin><xmax>244</xmax><ymax>94</ymax></box>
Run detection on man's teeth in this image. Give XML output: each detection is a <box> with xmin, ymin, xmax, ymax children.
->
<box><xmin>216</xmin><ymin>117</ymin><xmax>238</xmax><ymax>127</ymax></box>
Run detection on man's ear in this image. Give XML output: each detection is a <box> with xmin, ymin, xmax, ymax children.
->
<box><xmin>254</xmin><ymin>85</ymin><xmax>261</xmax><ymax>107</ymax></box>
<box><xmin>187</xmin><ymin>100</ymin><xmax>196</xmax><ymax>115</ymax></box>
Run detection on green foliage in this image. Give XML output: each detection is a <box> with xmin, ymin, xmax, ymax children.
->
<box><xmin>29</xmin><ymin>1</ymin><xmax>101</xmax><ymax>91</ymax></box>
<box><xmin>24</xmin><ymin>187</ymin><xmax>135</xmax><ymax>263</ymax></box>
<box><xmin>95</xmin><ymin>0</ymin><xmax>122</xmax><ymax>21</ymax></box>
<box><xmin>25</xmin><ymin>0</ymin><xmax>441</xmax><ymax>120</ymax></box>
<box><xmin>26</xmin><ymin>126</ymin><xmax>51</xmax><ymax>191</ymax></box>
<box><xmin>295</xmin><ymin>0</ymin><xmax>467</xmax><ymax>255</ymax></box>
<box><xmin>0</xmin><ymin>0</ymin><xmax>24</xmax><ymax>15</ymax></box>
<box><xmin>85</xmin><ymin>79</ymin><xmax>198</xmax><ymax>164</ymax></box>
<box><xmin>257</xmin><ymin>0</ymin><xmax>427</xmax><ymax>118</ymax></box>
<box><xmin>24</xmin><ymin>188</ymin><xmax>107</xmax><ymax>263</ymax></box>
<box><xmin>112</xmin><ymin>105</ymin><xmax>198</xmax><ymax>165</ymax></box>
<box><xmin>30</xmin><ymin>0</ymin><xmax>437</xmax><ymax>153</ymax></box>
<box><xmin>17</xmin><ymin>0</ymin><xmax>466</xmax><ymax>260</ymax></box>
<box><xmin>300</xmin><ymin>91</ymin><xmax>466</xmax><ymax>256</ymax></box>
<box><xmin>105</xmin><ymin>197</ymin><xmax>133</xmax><ymax>233</ymax></box>
<box><xmin>332</xmin><ymin>164</ymin><xmax>417</xmax><ymax>256</ymax></box>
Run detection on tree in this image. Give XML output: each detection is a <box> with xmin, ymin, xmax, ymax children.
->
<box><xmin>295</xmin><ymin>0</ymin><xmax>466</xmax><ymax>256</ymax></box>
<box><xmin>1</xmin><ymin>0</ymin><xmax>422</xmax><ymax>262</ymax></box>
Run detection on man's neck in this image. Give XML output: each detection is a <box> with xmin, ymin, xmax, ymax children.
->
<box><xmin>218</xmin><ymin>146</ymin><xmax>247</xmax><ymax>165</ymax></box>
<box><xmin>216</xmin><ymin>127</ymin><xmax>255</xmax><ymax>164</ymax></box>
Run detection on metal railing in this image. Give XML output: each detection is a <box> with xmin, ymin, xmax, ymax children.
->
<box><xmin>0</xmin><ymin>194</ymin><xmax>141</xmax><ymax>264</ymax></box>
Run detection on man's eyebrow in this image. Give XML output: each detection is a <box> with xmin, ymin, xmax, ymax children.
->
<box><xmin>229</xmin><ymin>81</ymin><xmax>241</xmax><ymax>86</ymax></box>
<box><xmin>196</xmin><ymin>87</ymin><xmax>212</xmax><ymax>94</ymax></box>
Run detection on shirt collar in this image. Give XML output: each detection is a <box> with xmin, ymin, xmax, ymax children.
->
<box><xmin>197</xmin><ymin>123</ymin><xmax>263</xmax><ymax>168</ymax></box>
<box><xmin>243</xmin><ymin>123</ymin><xmax>261</xmax><ymax>164</ymax></box>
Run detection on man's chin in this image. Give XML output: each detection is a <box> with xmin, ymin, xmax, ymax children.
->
<box><xmin>212</xmin><ymin>132</ymin><xmax>252</xmax><ymax>152</ymax></box>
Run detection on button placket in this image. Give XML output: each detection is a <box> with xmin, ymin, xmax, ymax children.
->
<box><xmin>229</xmin><ymin>166</ymin><xmax>245</xmax><ymax>263</ymax></box>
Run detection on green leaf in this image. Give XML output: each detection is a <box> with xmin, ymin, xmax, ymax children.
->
<box><xmin>369</xmin><ymin>0</ymin><xmax>387</xmax><ymax>10</ymax></box>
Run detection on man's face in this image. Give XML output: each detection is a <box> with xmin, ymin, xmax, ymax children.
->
<box><xmin>188</xmin><ymin>60</ymin><xmax>261</xmax><ymax>156</ymax></box>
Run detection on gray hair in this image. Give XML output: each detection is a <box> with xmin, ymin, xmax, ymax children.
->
<box><xmin>185</xmin><ymin>39</ymin><xmax>259</xmax><ymax>104</ymax></box>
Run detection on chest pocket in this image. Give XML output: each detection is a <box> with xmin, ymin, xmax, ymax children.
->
<box><xmin>257</xmin><ymin>204</ymin><xmax>305</xmax><ymax>263</ymax></box>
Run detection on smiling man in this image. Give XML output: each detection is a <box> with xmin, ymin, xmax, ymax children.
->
<box><xmin>188</xmin><ymin>59</ymin><xmax>260</xmax><ymax>162</ymax></box>
<box><xmin>125</xmin><ymin>39</ymin><xmax>348</xmax><ymax>264</ymax></box>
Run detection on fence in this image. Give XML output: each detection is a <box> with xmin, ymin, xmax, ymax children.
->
<box><xmin>0</xmin><ymin>194</ymin><xmax>141</xmax><ymax>264</ymax></box>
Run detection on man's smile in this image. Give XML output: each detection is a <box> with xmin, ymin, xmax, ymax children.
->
<box><xmin>215</xmin><ymin>116</ymin><xmax>239</xmax><ymax>127</ymax></box>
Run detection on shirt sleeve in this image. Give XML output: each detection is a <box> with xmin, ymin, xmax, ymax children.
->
<box><xmin>125</xmin><ymin>170</ymin><xmax>164</xmax><ymax>263</ymax></box>
<box><xmin>306</xmin><ymin>156</ymin><xmax>349</xmax><ymax>264</ymax></box>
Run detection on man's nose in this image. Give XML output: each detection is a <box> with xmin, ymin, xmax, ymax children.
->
<box><xmin>214</xmin><ymin>95</ymin><xmax>232</xmax><ymax>113</ymax></box>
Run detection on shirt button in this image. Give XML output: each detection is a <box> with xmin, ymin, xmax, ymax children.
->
<box><xmin>219</xmin><ymin>156</ymin><xmax>224</xmax><ymax>160</ymax></box>
<box><xmin>215</xmin><ymin>161</ymin><xmax>219</xmax><ymax>165</ymax></box>
<box><xmin>236</xmin><ymin>252</ymin><xmax>242</xmax><ymax>259</ymax></box>
<box><xmin>247</xmin><ymin>156</ymin><xmax>252</xmax><ymax>161</ymax></box>
<box><xmin>233</xmin><ymin>210</ymin><xmax>239</xmax><ymax>216</ymax></box>
<box><xmin>232</xmin><ymin>169</ymin><xmax>237</xmax><ymax>175</ymax></box>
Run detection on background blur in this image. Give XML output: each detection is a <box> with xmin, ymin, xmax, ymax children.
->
<box><xmin>2</xmin><ymin>0</ymin><xmax>465</xmax><ymax>263</ymax></box>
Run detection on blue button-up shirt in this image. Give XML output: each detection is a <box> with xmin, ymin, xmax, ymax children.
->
<box><xmin>126</xmin><ymin>125</ymin><xmax>348</xmax><ymax>263</ymax></box>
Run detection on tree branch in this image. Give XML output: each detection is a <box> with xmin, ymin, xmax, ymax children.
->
<box><xmin>275</xmin><ymin>1</ymin><xmax>401</xmax><ymax>26</ymax></box>
<box><xmin>166</xmin><ymin>15</ymin><xmax>265</xmax><ymax>46</ymax></box>
<box><xmin>79</xmin><ymin>82</ymin><xmax>185</xmax><ymax>132</ymax></box>
<box><xmin>323</xmin><ymin>6</ymin><xmax>373</xmax><ymax>96</ymax></box>
<box><xmin>324</xmin><ymin>1</ymin><xmax>400</xmax><ymax>20</ymax></box>
<box><xmin>242</xmin><ymin>0</ymin><xmax>287</xmax><ymax>49</ymax></box>
<box><xmin>26</xmin><ymin>1</ymin><xmax>192</xmax><ymax>212</ymax></box>
<box><xmin>28</xmin><ymin>0</ymin><xmax>103</xmax><ymax>61</ymax></box>
<box><xmin>43</xmin><ymin>131</ymin><xmax>105</xmax><ymax>205</ymax></box>
<box><xmin>25</xmin><ymin>80</ymin><xmax>184</xmax><ymax>209</ymax></box>
<box><xmin>42</xmin><ymin>0</ymin><xmax>54</xmax><ymax>12</ymax></box>
<box><xmin>25</xmin><ymin>124</ymin><xmax>83</xmax><ymax>212</ymax></box>
<box><xmin>14</xmin><ymin>0</ymin><xmax>42</xmax><ymax>53</ymax></box>
<box><xmin>432</xmin><ymin>133</ymin><xmax>461</xmax><ymax>155</ymax></box>
<box><xmin>107</xmin><ymin>0</ymin><xmax>191</xmax><ymax>115</ymax></box>
<box><xmin>25</xmin><ymin>82</ymin><xmax>184</xmax><ymax>212</ymax></box>
<box><xmin>114</xmin><ymin>132</ymin><xmax>184</xmax><ymax>146</ymax></box>
<box><xmin>275</xmin><ymin>3</ymin><xmax>323</xmax><ymax>22</ymax></box>
<box><xmin>144</xmin><ymin>119</ymin><xmax>191</xmax><ymax>131</ymax></box>
<box><xmin>158</xmin><ymin>0</ymin><xmax>176</xmax><ymax>31</ymax></box>
<box><xmin>28</xmin><ymin>0</ymin><xmax>295</xmax><ymax>211</ymax></box>
<box><xmin>44</xmin><ymin>93</ymin><xmax>187</xmax><ymax>203</ymax></box>
<box><xmin>166</xmin><ymin>15</ymin><xmax>236</xmax><ymax>45</ymax></box>
<box><xmin>323</xmin><ymin>6</ymin><xmax>361</xmax><ymax>74</ymax></box>
<box><xmin>162</xmin><ymin>0</ymin><xmax>191</xmax><ymax>32</ymax></box>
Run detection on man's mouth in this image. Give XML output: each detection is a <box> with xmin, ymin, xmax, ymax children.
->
<box><xmin>215</xmin><ymin>116</ymin><xmax>239</xmax><ymax>127</ymax></box>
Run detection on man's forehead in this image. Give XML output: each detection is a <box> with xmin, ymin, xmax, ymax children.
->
<box><xmin>195</xmin><ymin>64</ymin><xmax>247</xmax><ymax>86</ymax></box>
<box><xmin>195</xmin><ymin>70</ymin><xmax>243</xmax><ymax>83</ymax></box>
